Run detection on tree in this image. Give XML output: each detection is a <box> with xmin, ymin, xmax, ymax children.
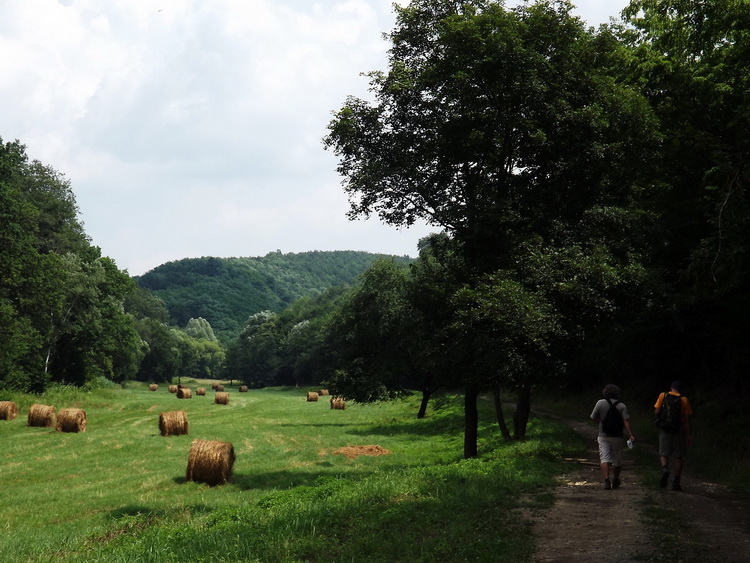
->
<box><xmin>325</xmin><ymin>0</ymin><xmax>659</xmax><ymax>456</ymax></box>
<box><xmin>1</xmin><ymin>137</ymin><xmax>143</xmax><ymax>391</ymax></box>
<box><xmin>621</xmin><ymin>0</ymin><xmax>750</xmax><ymax>396</ymax></box>
<box><xmin>323</xmin><ymin>259</ymin><xmax>416</xmax><ymax>402</ymax></box>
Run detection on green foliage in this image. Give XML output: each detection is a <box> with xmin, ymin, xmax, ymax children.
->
<box><xmin>223</xmin><ymin>286</ymin><xmax>349</xmax><ymax>387</ymax></box>
<box><xmin>136</xmin><ymin>251</ymin><xmax>410</xmax><ymax>344</ymax></box>
<box><xmin>0</xmin><ymin>138</ymin><xmax>142</xmax><ymax>393</ymax></box>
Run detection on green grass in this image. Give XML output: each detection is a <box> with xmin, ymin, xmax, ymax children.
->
<box><xmin>0</xmin><ymin>383</ymin><xmax>585</xmax><ymax>562</ymax></box>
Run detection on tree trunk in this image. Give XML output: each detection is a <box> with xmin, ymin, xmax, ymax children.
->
<box><xmin>418</xmin><ymin>388</ymin><xmax>432</xmax><ymax>419</ymax></box>
<box><xmin>493</xmin><ymin>386</ymin><xmax>513</xmax><ymax>441</ymax></box>
<box><xmin>513</xmin><ymin>384</ymin><xmax>532</xmax><ymax>440</ymax></box>
<box><xmin>417</xmin><ymin>375</ymin><xmax>433</xmax><ymax>419</ymax></box>
<box><xmin>464</xmin><ymin>386</ymin><xmax>479</xmax><ymax>458</ymax></box>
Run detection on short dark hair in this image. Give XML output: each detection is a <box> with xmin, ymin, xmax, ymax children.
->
<box><xmin>602</xmin><ymin>384</ymin><xmax>621</xmax><ymax>400</ymax></box>
<box><xmin>671</xmin><ymin>380</ymin><xmax>683</xmax><ymax>392</ymax></box>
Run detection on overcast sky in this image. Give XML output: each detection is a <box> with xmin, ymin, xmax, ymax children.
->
<box><xmin>1</xmin><ymin>0</ymin><xmax>631</xmax><ymax>276</ymax></box>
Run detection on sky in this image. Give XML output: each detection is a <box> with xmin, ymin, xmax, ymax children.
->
<box><xmin>1</xmin><ymin>0</ymin><xmax>632</xmax><ymax>276</ymax></box>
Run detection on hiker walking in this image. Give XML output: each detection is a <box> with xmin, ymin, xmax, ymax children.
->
<box><xmin>654</xmin><ymin>381</ymin><xmax>693</xmax><ymax>491</ymax></box>
<box><xmin>590</xmin><ymin>384</ymin><xmax>635</xmax><ymax>490</ymax></box>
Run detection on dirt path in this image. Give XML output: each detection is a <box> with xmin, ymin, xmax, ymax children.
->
<box><xmin>529</xmin><ymin>413</ymin><xmax>750</xmax><ymax>562</ymax></box>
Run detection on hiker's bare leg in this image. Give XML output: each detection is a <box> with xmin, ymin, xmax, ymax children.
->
<box><xmin>660</xmin><ymin>455</ymin><xmax>669</xmax><ymax>469</ymax></box>
<box><xmin>674</xmin><ymin>457</ymin><xmax>683</xmax><ymax>477</ymax></box>
<box><xmin>600</xmin><ymin>462</ymin><xmax>610</xmax><ymax>479</ymax></box>
<box><xmin>613</xmin><ymin>466</ymin><xmax>622</xmax><ymax>480</ymax></box>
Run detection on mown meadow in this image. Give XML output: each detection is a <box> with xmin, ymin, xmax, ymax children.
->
<box><xmin>0</xmin><ymin>382</ymin><xmax>585</xmax><ymax>562</ymax></box>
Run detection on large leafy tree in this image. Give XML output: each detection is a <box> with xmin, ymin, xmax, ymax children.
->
<box><xmin>325</xmin><ymin>0</ymin><xmax>659</xmax><ymax>456</ymax></box>
<box><xmin>622</xmin><ymin>0</ymin><xmax>750</xmax><ymax>396</ymax></box>
<box><xmin>1</xmin><ymin>137</ymin><xmax>143</xmax><ymax>391</ymax></box>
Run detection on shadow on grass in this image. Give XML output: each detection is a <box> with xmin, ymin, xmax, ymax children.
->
<box><xmin>230</xmin><ymin>467</ymin><xmax>373</xmax><ymax>491</ymax></box>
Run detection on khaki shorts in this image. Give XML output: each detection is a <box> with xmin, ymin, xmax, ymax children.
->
<box><xmin>597</xmin><ymin>436</ymin><xmax>625</xmax><ymax>467</ymax></box>
<box><xmin>659</xmin><ymin>430</ymin><xmax>688</xmax><ymax>457</ymax></box>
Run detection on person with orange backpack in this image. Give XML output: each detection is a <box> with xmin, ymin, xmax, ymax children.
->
<box><xmin>654</xmin><ymin>381</ymin><xmax>694</xmax><ymax>491</ymax></box>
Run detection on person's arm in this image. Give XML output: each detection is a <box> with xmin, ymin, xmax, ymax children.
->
<box><xmin>654</xmin><ymin>392</ymin><xmax>665</xmax><ymax>417</ymax></box>
<box><xmin>682</xmin><ymin>400</ymin><xmax>693</xmax><ymax>446</ymax></box>
<box><xmin>624</xmin><ymin>418</ymin><xmax>635</xmax><ymax>442</ymax></box>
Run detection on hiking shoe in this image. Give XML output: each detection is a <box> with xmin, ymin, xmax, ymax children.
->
<box><xmin>660</xmin><ymin>471</ymin><xmax>670</xmax><ymax>488</ymax></box>
<box><xmin>604</xmin><ymin>479</ymin><xmax>612</xmax><ymax>490</ymax></box>
<box><xmin>672</xmin><ymin>478</ymin><xmax>682</xmax><ymax>491</ymax></box>
<box><xmin>612</xmin><ymin>478</ymin><xmax>621</xmax><ymax>489</ymax></box>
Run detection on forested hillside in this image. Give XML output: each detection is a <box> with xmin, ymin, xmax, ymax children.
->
<box><xmin>135</xmin><ymin>252</ymin><xmax>411</xmax><ymax>343</ymax></box>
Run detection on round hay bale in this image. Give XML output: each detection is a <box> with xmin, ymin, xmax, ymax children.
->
<box><xmin>214</xmin><ymin>392</ymin><xmax>230</xmax><ymax>405</ymax></box>
<box><xmin>196</xmin><ymin>387</ymin><xmax>206</xmax><ymax>396</ymax></box>
<box><xmin>319</xmin><ymin>389</ymin><xmax>330</xmax><ymax>396</ymax></box>
<box><xmin>215</xmin><ymin>384</ymin><xmax>225</xmax><ymax>392</ymax></box>
<box><xmin>0</xmin><ymin>401</ymin><xmax>18</xmax><ymax>421</ymax></box>
<box><xmin>306</xmin><ymin>391</ymin><xmax>319</xmax><ymax>402</ymax></box>
<box><xmin>168</xmin><ymin>385</ymin><xmax>178</xmax><ymax>394</ymax></box>
<box><xmin>27</xmin><ymin>404</ymin><xmax>56</xmax><ymax>427</ymax></box>
<box><xmin>56</xmin><ymin>408</ymin><xmax>87</xmax><ymax>433</ymax></box>
<box><xmin>148</xmin><ymin>384</ymin><xmax>158</xmax><ymax>392</ymax></box>
<box><xmin>159</xmin><ymin>410</ymin><xmax>189</xmax><ymax>437</ymax></box>
<box><xmin>177</xmin><ymin>388</ymin><xmax>193</xmax><ymax>399</ymax></box>
<box><xmin>239</xmin><ymin>386</ymin><xmax>248</xmax><ymax>393</ymax></box>
<box><xmin>330</xmin><ymin>397</ymin><xmax>346</xmax><ymax>410</ymax></box>
<box><xmin>211</xmin><ymin>383</ymin><xmax>219</xmax><ymax>390</ymax></box>
<box><xmin>185</xmin><ymin>438</ymin><xmax>235</xmax><ymax>486</ymax></box>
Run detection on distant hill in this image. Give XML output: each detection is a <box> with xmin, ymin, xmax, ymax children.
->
<box><xmin>135</xmin><ymin>251</ymin><xmax>411</xmax><ymax>343</ymax></box>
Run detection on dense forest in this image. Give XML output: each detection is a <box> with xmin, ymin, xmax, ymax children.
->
<box><xmin>135</xmin><ymin>251</ymin><xmax>411</xmax><ymax>344</ymax></box>
<box><xmin>2</xmin><ymin>0</ymin><xmax>748</xmax><ymax>460</ymax></box>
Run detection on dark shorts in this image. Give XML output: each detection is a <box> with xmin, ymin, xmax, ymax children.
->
<box><xmin>659</xmin><ymin>430</ymin><xmax>688</xmax><ymax>457</ymax></box>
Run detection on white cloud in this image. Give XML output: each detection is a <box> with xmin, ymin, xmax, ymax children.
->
<box><xmin>1</xmin><ymin>0</ymin><xmax>631</xmax><ymax>275</ymax></box>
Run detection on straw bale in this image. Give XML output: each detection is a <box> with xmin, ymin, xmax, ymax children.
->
<box><xmin>159</xmin><ymin>410</ymin><xmax>189</xmax><ymax>437</ymax></box>
<box><xmin>56</xmin><ymin>408</ymin><xmax>87</xmax><ymax>433</ymax></box>
<box><xmin>306</xmin><ymin>391</ymin><xmax>319</xmax><ymax>402</ymax></box>
<box><xmin>318</xmin><ymin>389</ymin><xmax>330</xmax><ymax>396</ymax></box>
<box><xmin>196</xmin><ymin>387</ymin><xmax>206</xmax><ymax>396</ymax></box>
<box><xmin>149</xmin><ymin>384</ymin><xmax>158</xmax><ymax>391</ymax></box>
<box><xmin>168</xmin><ymin>385</ymin><xmax>178</xmax><ymax>393</ymax></box>
<box><xmin>27</xmin><ymin>404</ymin><xmax>57</xmax><ymax>427</ymax></box>
<box><xmin>239</xmin><ymin>386</ymin><xmax>248</xmax><ymax>392</ymax></box>
<box><xmin>215</xmin><ymin>385</ymin><xmax>225</xmax><ymax>392</ymax></box>
<box><xmin>330</xmin><ymin>397</ymin><xmax>346</xmax><ymax>410</ymax></box>
<box><xmin>0</xmin><ymin>401</ymin><xmax>18</xmax><ymax>421</ymax></box>
<box><xmin>177</xmin><ymin>388</ymin><xmax>193</xmax><ymax>399</ymax></box>
<box><xmin>211</xmin><ymin>383</ymin><xmax>219</xmax><ymax>390</ymax></box>
<box><xmin>185</xmin><ymin>438</ymin><xmax>235</xmax><ymax>486</ymax></box>
<box><xmin>215</xmin><ymin>392</ymin><xmax>230</xmax><ymax>405</ymax></box>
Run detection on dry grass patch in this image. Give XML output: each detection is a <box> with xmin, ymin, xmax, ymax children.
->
<box><xmin>332</xmin><ymin>445</ymin><xmax>391</xmax><ymax>459</ymax></box>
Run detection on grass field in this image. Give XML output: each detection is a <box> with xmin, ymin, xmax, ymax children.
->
<box><xmin>0</xmin><ymin>381</ymin><xmax>585</xmax><ymax>562</ymax></box>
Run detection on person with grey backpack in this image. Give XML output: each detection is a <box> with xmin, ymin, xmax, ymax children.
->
<box><xmin>590</xmin><ymin>384</ymin><xmax>636</xmax><ymax>490</ymax></box>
